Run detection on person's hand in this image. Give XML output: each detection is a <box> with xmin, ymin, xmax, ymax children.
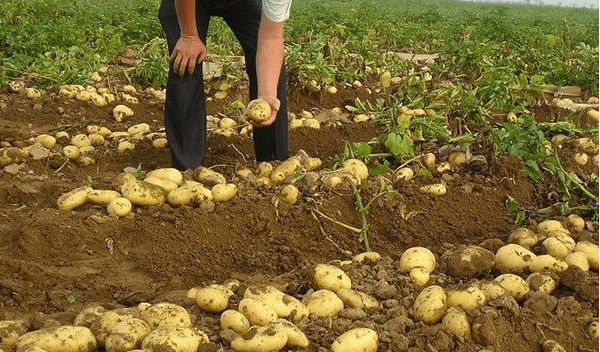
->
<box><xmin>170</xmin><ymin>35</ymin><xmax>207</xmax><ymax>77</ymax></box>
<box><xmin>255</xmin><ymin>95</ymin><xmax>280</xmax><ymax>127</ymax></box>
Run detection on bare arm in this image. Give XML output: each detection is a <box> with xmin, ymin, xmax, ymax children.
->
<box><xmin>255</xmin><ymin>11</ymin><xmax>285</xmax><ymax>126</ymax></box>
<box><xmin>170</xmin><ymin>0</ymin><xmax>207</xmax><ymax>76</ymax></box>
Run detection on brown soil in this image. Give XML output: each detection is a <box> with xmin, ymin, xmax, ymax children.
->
<box><xmin>0</xmin><ymin>76</ymin><xmax>598</xmax><ymax>352</ymax></box>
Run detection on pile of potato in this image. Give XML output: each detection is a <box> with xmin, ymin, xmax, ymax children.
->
<box><xmin>1</xmin><ymin>223</ymin><xmax>597</xmax><ymax>352</ymax></box>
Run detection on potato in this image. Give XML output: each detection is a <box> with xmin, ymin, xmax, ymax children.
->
<box><xmin>507</xmin><ymin>227</ymin><xmax>542</xmax><ymax>249</ymax></box>
<box><xmin>141</xmin><ymin>326</ymin><xmax>208</xmax><ymax>352</ymax></box>
<box><xmin>90</xmin><ymin>309</ymin><xmax>140</xmax><ymax>347</ymax></box>
<box><xmin>120</xmin><ymin>180</ymin><xmax>165</xmax><ymax>206</ymax></box>
<box><xmin>574</xmin><ymin>241</ymin><xmax>599</xmax><ymax>270</ymax></box>
<box><xmin>588</xmin><ymin>321</ymin><xmax>599</xmax><ymax>339</ymax></box>
<box><xmin>230</xmin><ymin>324</ymin><xmax>287</xmax><ymax>352</ymax></box>
<box><xmin>243</xmin><ymin>286</ymin><xmax>309</xmax><ymax>322</ymax></box>
<box><xmin>238</xmin><ymin>298</ymin><xmax>278</xmax><ymax>326</ymax></box>
<box><xmin>144</xmin><ymin>176</ymin><xmax>179</xmax><ymax>193</ymax></box>
<box><xmin>76</xmin><ymin>90</ymin><xmax>91</xmax><ymax>101</ymax></box>
<box><xmin>220</xmin><ymin>310</ymin><xmax>250</xmax><ymax>334</ymax></box>
<box><xmin>146</xmin><ymin>168</ymin><xmax>183</xmax><ymax>187</ymax></box>
<box><xmin>62</xmin><ymin>146</ymin><xmax>80</xmax><ymax>160</ymax></box>
<box><xmin>274</xmin><ymin>319</ymin><xmax>309</xmax><ymax>348</ymax></box>
<box><xmin>289</xmin><ymin>119</ymin><xmax>304</xmax><ymax>130</ymax></box>
<box><xmin>341</xmin><ymin>159</ymin><xmax>369</xmax><ymax>183</ymax></box>
<box><xmin>139</xmin><ymin>303</ymin><xmax>191</xmax><ymax>329</ymax></box>
<box><xmin>57</xmin><ymin>186</ymin><xmax>92</xmax><ymax>211</ymax></box>
<box><xmin>117</xmin><ymin>141</ymin><xmax>135</xmax><ymax>154</ymax></box>
<box><xmin>537</xmin><ymin>220</ymin><xmax>568</xmax><ymax>236</ymax></box>
<box><xmin>564</xmin><ymin>251</ymin><xmax>590</xmax><ymax>271</ymax></box>
<box><xmin>394</xmin><ymin>167</ymin><xmax>414</xmax><ymax>182</ymax></box>
<box><xmin>107</xmin><ymin>197</ymin><xmax>132</xmax><ymax>217</ymax></box>
<box><xmin>152</xmin><ymin>138</ymin><xmax>168</xmax><ymax>149</ymax></box>
<box><xmin>336</xmin><ymin>288</ymin><xmax>379</xmax><ymax>309</ymax></box>
<box><xmin>211</xmin><ymin>183</ymin><xmax>237</xmax><ymax>202</ymax></box>
<box><xmin>270</xmin><ymin>158</ymin><xmax>301</xmax><ymax>183</ymax></box>
<box><xmin>448</xmin><ymin>151</ymin><xmax>467</xmax><ymax>166</ymax></box>
<box><xmin>109</xmin><ymin>132</ymin><xmax>130</xmax><ymax>141</ymax></box>
<box><xmin>190</xmin><ymin>285</ymin><xmax>233</xmax><ymax>313</ymax></box>
<box><xmin>413</xmin><ymin>285</ymin><xmax>447</xmax><ymax>324</ymax></box>
<box><xmin>323</xmin><ymin>174</ymin><xmax>343</xmax><ymax>188</ymax></box>
<box><xmin>55</xmin><ymin>131</ymin><xmax>69</xmax><ymax>140</ymax></box>
<box><xmin>0</xmin><ymin>319</ymin><xmax>28</xmax><ymax>350</ymax></box>
<box><xmin>303</xmin><ymin>118</ymin><xmax>320</xmax><ymax>129</ymax></box>
<box><xmin>577</xmin><ymin>137</ymin><xmax>599</xmax><ymax>154</ymax></box>
<box><xmin>34</xmin><ymin>134</ymin><xmax>56</xmax><ymax>149</ymax></box>
<box><xmin>245</xmin><ymin>99</ymin><xmax>271</xmax><ymax>123</ymax></box>
<box><xmin>71</xmin><ymin>134</ymin><xmax>91</xmax><ymax>148</ymax></box>
<box><xmin>87</xmin><ymin>190</ymin><xmax>121</xmax><ymax>206</ymax></box>
<box><xmin>494</xmin><ymin>244</ymin><xmax>536</xmax><ymax>273</ymax></box>
<box><xmin>526</xmin><ymin>272</ymin><xmax>557</xmax><ymax>295</ymax></box>
<box><xmin>352</xmin><ymin>251</ymin><xmax>382</xmax><ymax>264</ymax></box>
<box><xmin>88</xmin><ymin>133</ymin><xmax>105</xmax><ymax>147</ymax></box>
<box><xmin>113</xmin><ymin>105</ymin><xmax>134</xmax><ymax>122</ymax></box>
<box><xmin>331</xmin><ymin>328</ymin><xmax>378</xmax><ymax>352</ymax></box>
<box><xmin>477</xmin><ymin>281</ymin><xmax>507</xmax><ymax>303</ymax></box>
<box><xmin>16</xmin><ymin>326</ymin><xmax>97</xmax><ymax>352</ymax></box>
<box><xmin>256</xmin><ymin>162</ymin><xmax>273</xmax><ymax>177</ymax></box>
<box><xmin>436</xmin><ymin>162</ymin><xmax>452</xmax><ymax>173</ymax></box>
<box><xmin>566</xmin><ymin>214</ymin><xmax>585</xmax><ymax>231</ymax></box>
<box><xmin>167</xmin><ymin>181</ymin><xmax>212</xmax><ymax>206</ymax></box>
<box><xmin>399</xmin><ymin>247</ymin><xmax>436</xmax><ymax>287</ymax></box>
<box><xmin>104</xmin><ymin>318</ymin><xmax>150</xmax><ymax>352</ymax></box>
<box><xmin>73</xmin><ymin>304</ymin><xmax>107</xmax><ymax>328</ymax></box>
<box><xmin>574</xmin><ymin>152</ymin><xmax>589</xmax><ymax>166</ymax></box>
<box><xmin>422</xmin><ymin>152</ymin><xmax>436</xmax><ymax>167</ymax></box>
<box><xmin>127</xmin><ymin>123</ymin><xmax>150</xmax><ymax>136</ymax></box>
<box><xmin>420</xmin><ymin>183</ymin><xmax>447</xmax><ymax>196</ymax></box>
<box><xmin>313</xmin><ymin>263</ymin><xmax>352</xmax><ymax>292</ymax></box>
<box><xmin>353</xmin><ymin>114</ymin><xmax>370</xmax><ymax>123</ymax></box>
<box><xmin>543</xmin><ymin>236</ymin><xmax>575</xmax><ymax>259</ymax></box>
<box><xmin>92</xmin><ymin>94</ymin><xmax>107</xmax><ymax>107</ymax></box>
<box><xmin>528</xmin><ymin>254</ymin><xmax>568</xmax><ymax>273</ymax></box>
<box><xmin>446</xmin><ymin>286</ymin><xmax>486</xmax><ymax>310</ymax></box>
<box><xmin>494</xmin><ymin>273</ymin><xmax>529</xmax><ymax>301</ymax></box>
<box><xmin>442</xmin><ymin>307</ymin><xmax>470</xmax><ymax>339</ymax></box>
<box><xmin>194</xmin><ymin>166</ymin><xmax>226</xmax><ymax>187</ymax></box>
<box><xmin>278</xmin><ymin>184</ymin><xmax>299</xmax><ymax>204</ymax></box>
<box><xmin>303</xmin><ymin>289</ymin><xmax>344</xmax><ymax>318</ymax></box>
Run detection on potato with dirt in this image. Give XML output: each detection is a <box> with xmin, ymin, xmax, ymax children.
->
<box><xmin>331</xmin><ymin>327</ymin><xmax>378</xmax><ymax>352</ymax></box>
<box><xmin>244</xmin><ymin>99</ymin><xmax>271</xmax><ymax>123</ymax></box>
<box><xmin>412</xmin><ymin>285</ymin><xmax>447</xmax><ymax>324</ymax></box>
<box><xmin>141</xmin><ymin>326</ymin><xmax>208</xmax><ymax>352</ymax></box>
<box><xmin>399</xmin><ymin>246</ymin><xmax>437</xmax><ymax>286</ymax></box>
<box><xmin>16</xmin><ymin>325</ymin><xmax>97</xmax><ymax>352</ymax></box>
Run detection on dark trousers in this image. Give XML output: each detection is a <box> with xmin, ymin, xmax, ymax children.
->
<box><xmin>158</xmin><ymin>0</ymin><xmax>289</xmax><ymax>170</ymax></box>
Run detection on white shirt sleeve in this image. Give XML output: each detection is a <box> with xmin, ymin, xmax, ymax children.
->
<box><xmin>262</xmin><ymin>0</ymin><xmax>292</xmax><ymax>23</ymax></box>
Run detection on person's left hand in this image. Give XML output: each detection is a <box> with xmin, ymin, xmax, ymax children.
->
<box><xmin>255</xmin><ymin>95</ymin><xmax>280</xmax><ymax>127</ymax></box>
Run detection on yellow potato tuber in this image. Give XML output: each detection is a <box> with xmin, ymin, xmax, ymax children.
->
<box><xmin>494</xmin><ymin>273</ymin><xmax>529</xmax><ymax>301</ymax></box>
<box><xmin>574</xmin><ymin>241</ymin><xmax>599</xmax><ymax>270</ymax></box>
<box><xmin>336</xmin><ymin>288</ymin><xmax>379</xmax><ymax>309</ymax></box>
<box><xmin>442</xmin><ymin>307</ymin><xmax>470</xmax><ymax>339</ymax></box>
<box><xmin>57</xmin><ymin>186</ymin><xmax>92</xmax><ymax>211</ymax></box>
<box><xmin>420</xmin><ymin>183</ymin><xmax>447</xmax><ymax>196</ymax></box>
<box><xmin>16</xmin><ymin>326</ymin><xmax>97</xmax><ymax>352</ymax></box>
<box><xmin>141</xmin><ymin>326</ymin><xmax>208</xmax><ymax>352</ymax></box>
<box><xmin>446</xmin><ymin>286</ymin><xmax>486</xmax><ymax>310</ymax></box>
<box><xmin>494</xmin><ymin>244</ymin><xmax>536</xmax><ymax>273</ymax></box>
<box><xmin>230</xmin><ymin>324</ymin><xmax>287</xmax><ymax>352</ymax></box>
<box><xmin>140</xmin><ymin>302</ymin><xmax>191</xmax><ymax>329</ymax></box>
<box><xmin>220</xmin><ymin>309</ymin><xmax>250</xmax><ymax>334</ymax></box>
<box><xmin>313</xmin><ymin>263</ymin><xmax>352</xmax><ymax>292</ymax></box>
<box><xmin>107</xmin><ymin>197</ymin><xmax>132</xmax><ymax>217</ymax></box>
<box><xmin>413</xmin><ymin>285</ymin><xmax>447</xmax><ymax>324</ymax></box>
<box><xmin>278</xmin><ymin>184</ymin><xmax>299</xmax><ymax>204</ymax></box>
<box><xmin>211</xmin><ymin>183</ymin><xmax>237</xmax><ymax>202</ymax></box>
<box><xmin>331</xmin><ymin>328</ymin><xmax>378</xmax><ymax>352</ymax></box>
<box><xmin>303</xmin><ymin>289</ymin><xmax>344</xmax><ymax>318</ymax></box>
<box><xmin>399</xmin><ymin>246</ymin><xmax>436</xmax><ymax>287</ymax></box>
<box><xmin>237</xmin><ymin>298</ymin><xmax>278</xmax><ymax>326</ymax></box>
<box><xmin>245</xmin><ymin>99</ymin><xmax>271</xmax><ymax>123</ymax></box>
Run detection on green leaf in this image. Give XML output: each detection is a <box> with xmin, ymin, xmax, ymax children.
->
<box><xmin>352</xmin><ymin>142</ymin><xmax>372</xmax><ymax>159</ymax></box>
<box><xmin>505</xmin><ymin>196</ymin><xmax>519</xmax><ymax>213</ymax></box>
<box><xmin>385</xmin><ymin>132</ymin><xmax>413</xmax><ymax>158</ymax></box>
<box><xmin>368</xmin><ymin>160</ymin><xmax>390</xmax><ymax>176</ymax></box>
<box><xmin>514</xmin><ymin>210</ymin><xmax>526</xmax><ymax>225</ymax></box>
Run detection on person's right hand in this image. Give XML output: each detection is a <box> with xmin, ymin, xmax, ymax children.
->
<box><xmin>170</xmin><ymin>35</ymin><xmax>207</xmax><ymax>77</ymax></box>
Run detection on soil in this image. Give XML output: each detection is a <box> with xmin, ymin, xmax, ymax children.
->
<box><xmin>0</xmin><ymin>73</ymin><xmax>598</xmax><ymax>352</ymax></box>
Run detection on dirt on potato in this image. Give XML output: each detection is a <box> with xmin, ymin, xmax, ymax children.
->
<box><xmin>0</xmin><ymin>73</ymin><xmax>598</xmax><ymax>352</ymax></box>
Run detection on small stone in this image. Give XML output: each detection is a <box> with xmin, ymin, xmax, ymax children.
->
<box><xmin>3</xmin><ymin>163</ymin><xmax>23</xmax><ymax>175</ymax></box>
